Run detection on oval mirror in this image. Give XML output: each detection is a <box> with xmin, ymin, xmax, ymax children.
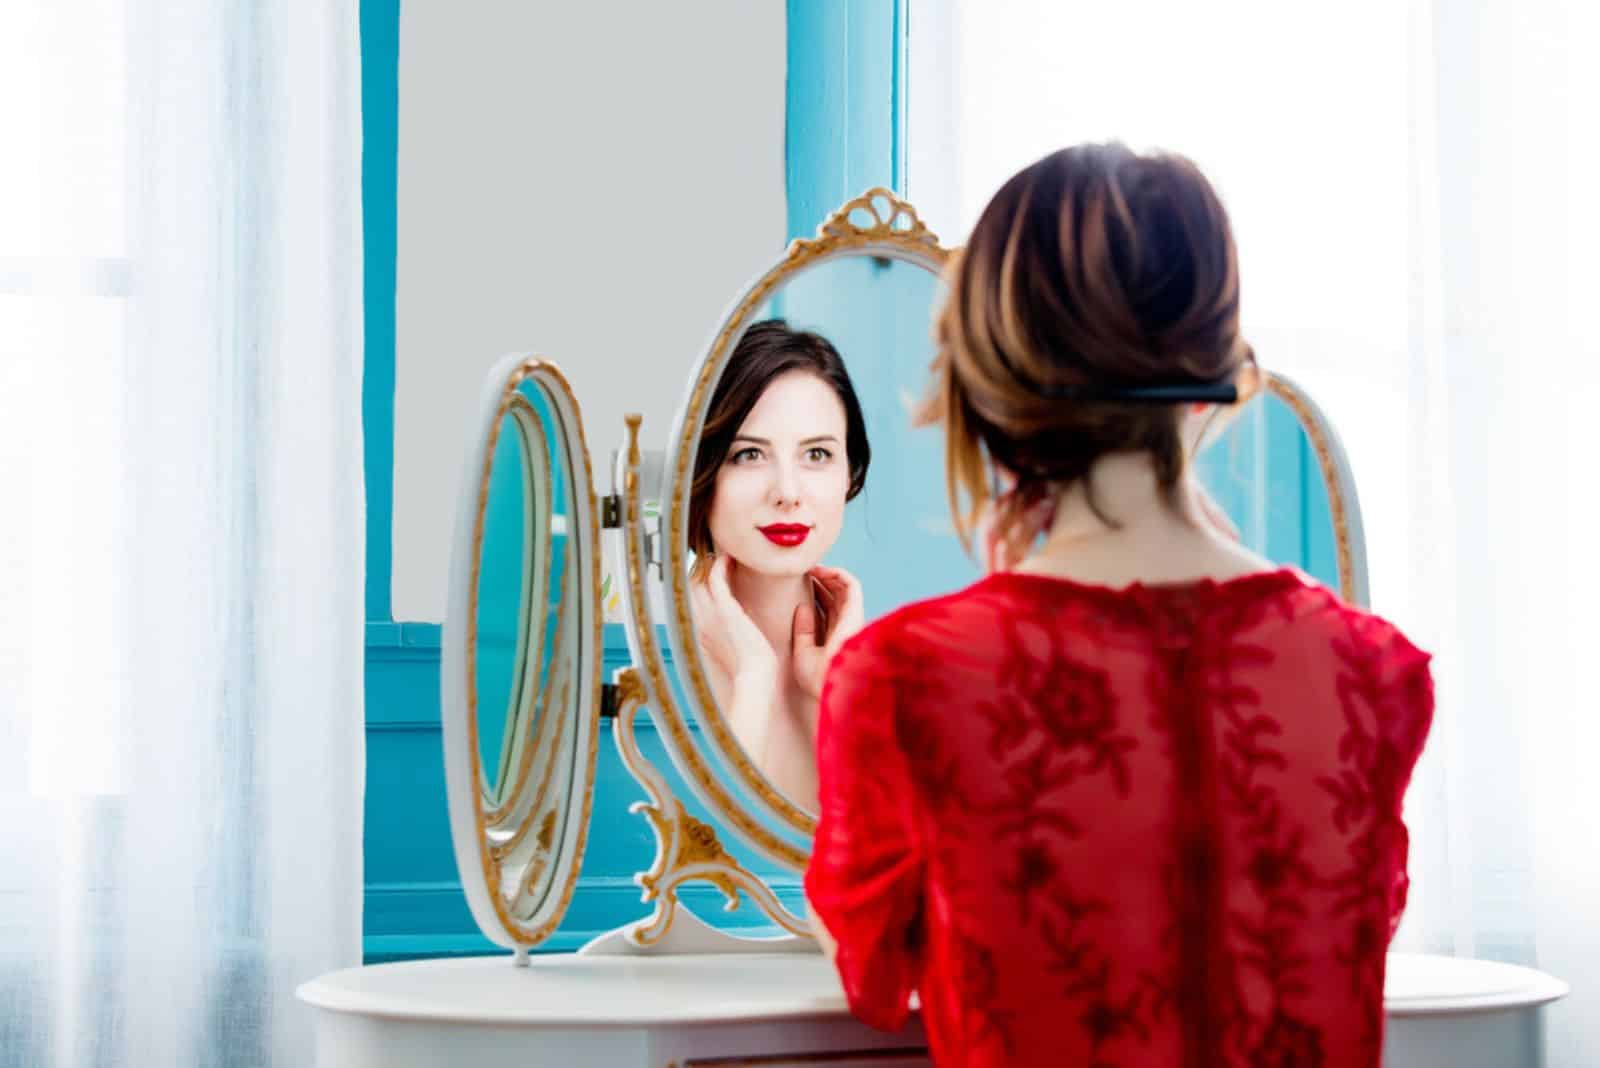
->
<box><xmin>442</xmin><ymin>356</ymin><xmax>602</xmax><ymax>953</ymax></box>
<box><xmin>650</xmin><ymin>192</ymin><xmax>955</xmax><ymax>867</ymax></box>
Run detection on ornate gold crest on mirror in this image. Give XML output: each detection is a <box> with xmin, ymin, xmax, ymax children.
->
<box><xmin>436</xmin><ymin>190</ymin><xmax>1377</xmax><ymax>962</ymax></box>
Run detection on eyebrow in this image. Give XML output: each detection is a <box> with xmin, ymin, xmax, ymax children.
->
<box><xmin>728</xmin><ymin>434</ymin><xmax>841</xmax><ymax>449</ymax></box>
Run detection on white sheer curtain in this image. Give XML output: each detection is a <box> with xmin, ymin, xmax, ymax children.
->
<box><xmin>909</xmin><ymin>0</ymin><xmax>1600</xmax><ymax>1062</ymax></box>
<box><xmin>0</xmin><ymin>2</ymin><xmax>365</xmax><ymax>1065</ymax></box>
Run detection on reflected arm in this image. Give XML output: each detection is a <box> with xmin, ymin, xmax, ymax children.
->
<box><xmin>693</xmin><ymin>560</ymin><xmax>781</xmax><ymax>763</ymax></box>
<box><xmin>723</xmin><ymin>668</ymin><xmax>778</xmax><ymax>768</ymax></box>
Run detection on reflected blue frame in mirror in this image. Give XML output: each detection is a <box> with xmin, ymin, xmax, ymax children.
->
<box><xmin>474</xmin><ymin>386</ymin><xmax>575</xmax><ymax>806</ymax></box>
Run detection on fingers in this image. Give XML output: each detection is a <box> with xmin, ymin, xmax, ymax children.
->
<box><xmin>707</xmin><ymin>558</ymin><xmax>755</xmax><ymax>641</ymax></box>
<box><xmin>807</xmin><ymin>574</ymin><xmax>836</xmax><ymax>615</ymax></box>
<box><xmin>689</xmin><ymin>575</ymin><xmax>713</xmax><ymax>617</ymax></box>
<box><xmin>790</xmin><ymin>601</ymin><xmax>828</xmax><ymax>699</ymax></box>
<box><xmin>982</xmin><ymin>518</ymin><xmax>1008</xmax><ymax>575</ymax></box>
<box><xmin>808</xmin><ymin>569</ymin><xmax>860</xmax><ymax>619</ymax></box>
<box><xmin>1022</xmin><ymin>494</ymin><xmax>1058</xmax><ymax>538</ymax></box>
<box><xmin>690</xmin><ymin>578</ymin><xmax>732</xmax><ymax>670</ymax></box>
<box><xmin>791</xmin><ymin>600</ymin><xmax>819</xmax><ymax>651</ymax></box>
<box><xmin>706</xmin><ymin>556</ymin><xmax>775</xmax><ymax>677</ymax></box>
<box><xmin>808</xmin><ymin>574</ymin><xmax>843</xmax><ymax>613</ymax></box>
<box><xmin>977</xmin><ymin>495</ymin><xmax>1017</xmax><ymax>575</ymax></box>
<box><xmin>690</xmin><ymin>574</ymin><xmax>723</xmax><ymax>638</ymax></box>
<box><xmin>807</xmin><ymin>565</ymin><xmax>860</xmax><ymax>604</ymax></box>
<box><xmin>977</xmin><ymin>488</ymin><xmax>1058</xmax><ymax>575</ymax></box>
<box><xmin>808</xmin><ymin>567</ymin><xmax>864</xmax><ymax>656</ymax></box>
<box><xmin>707</xmin><ymin>554</ymin><xmax>738</xmax><ymax>614</ymax></box>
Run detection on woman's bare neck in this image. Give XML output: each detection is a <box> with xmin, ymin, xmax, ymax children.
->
<box><xmin>727</xmin><ymin>564</ymin><xmax>813</xmax><ymax>658</ymax></box>
<box><xmin>1012</xmin><ymin>452</ymin><xmax>1277</xmax><ymax>589</ymax></box>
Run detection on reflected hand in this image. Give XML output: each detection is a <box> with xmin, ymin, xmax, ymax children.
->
<box><xmin>690</xmin><ymin>577</ymin><xmax>735</xmax><ymax>677</ymax></box>
<box><xmin>792</xmin><ymin>565</ymin><xmax>865</xmax><ymax>702</ymax></box>
<box><xmin>695</xmin><ymin>555</ymin><xmax>778</xmax><ymax>687</ymax></box>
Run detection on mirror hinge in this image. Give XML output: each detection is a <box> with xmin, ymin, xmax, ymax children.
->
<box><xmin>600</xmin><ymin>494</ymin><xmax>622</xmax><ymax>528</ymax></box>
<box><xmin>600</xmin><ymin>682</ymin><xmax>620</xmax><ymax>719</ymax></box>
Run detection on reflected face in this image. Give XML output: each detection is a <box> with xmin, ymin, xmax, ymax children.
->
<box><xmin>708</xmin><ymin>371</ymin><xmax>851</xmax><ymax>577</ymax></box>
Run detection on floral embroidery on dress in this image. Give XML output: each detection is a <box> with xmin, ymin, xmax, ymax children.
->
<box><xmin>805</xmin><ymin>570</ymin><xmax>1434</xmax><ymax>1068</ymax></box>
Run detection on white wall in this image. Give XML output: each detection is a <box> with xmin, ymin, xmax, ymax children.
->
<box><xmin>393</xmin><ymin>3</ymin><xmax>787</xmax><ymax>621</ymax></box>
<box><xmin>905</xmin><ymin>0</ymin><xmax>962</xmax><ymax>243</ymax></box>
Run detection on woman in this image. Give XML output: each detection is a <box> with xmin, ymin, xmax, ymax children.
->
<box><xmin>688</xmin><ymin>318</ymin><xmax>870</xmax><ymax>811</ymax></box>
<box><xmin>804</xmin><ymin>145</ymin><xmax>1434</xmax><ymax>1067</ymax></box>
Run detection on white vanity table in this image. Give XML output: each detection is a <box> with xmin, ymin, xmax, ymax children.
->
<box><xmin>300</xmin><ymin>954</ymin><xmax>926</xmax><ymax>1067</ymax></box>
<box><xmin>301</xmin><ymin>950</ymin><xmax>1566</xmax><ymax>1067</ymax></box>
<box><xmin>1384</xmin><ymin>954</ymin><xmax>1569</xmax><ymax>1065</ymax></box>
<box><xmin>297</xmin><ymin>190</ymin><xmax>1567</xmax><ymax>1067</ymax></box>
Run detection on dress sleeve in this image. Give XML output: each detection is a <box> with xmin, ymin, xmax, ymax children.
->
<box><xmin>804</xmin><ymin>625</ymin><xmax>924</xmax><ymax>1031</ymax></box>
<box><xmin>1381</xmin><ymin>629</ymin><xmax>1435</xmax><ymax>940</ymax></box>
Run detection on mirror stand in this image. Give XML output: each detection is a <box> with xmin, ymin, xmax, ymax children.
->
<box><xmin>578</xmin><ymin>417</ymin><xmax>815</xmax><ymax>957</ymax></box>
<box><xmin>579</xmin><ymin>668</ymin><xmax>812</xmax><ymax>955</ymax></box>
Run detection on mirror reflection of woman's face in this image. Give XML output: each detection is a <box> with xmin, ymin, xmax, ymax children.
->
<box><xmin>708</xmin><ymin>370</ymin><xmax>851</xmax><ymax>578</ymax></box>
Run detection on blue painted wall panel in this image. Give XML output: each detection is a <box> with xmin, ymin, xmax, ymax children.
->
<box><xmin>361</xmin><ymin>0</ymin><xmax>399</xmax><ymax>622</ymax></box>
<box><xmin>786</xmin><ymin>0</ymin><xmax>900</xmax><ymax>238</ymax></box>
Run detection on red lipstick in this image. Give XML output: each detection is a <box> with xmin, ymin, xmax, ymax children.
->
<box><xmin>759</xmin><ymin>523</ymin><xmax>811</xmax><ymax>547</ymax></box>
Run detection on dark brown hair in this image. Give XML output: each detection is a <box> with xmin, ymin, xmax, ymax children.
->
<box><xmin>917</xmin><ymin>143</ymin><xmax>1255</xmax><ymax>550</ymax></box>
<box><xmin>689</xmin><ymin>319</ymin><xmax>871</xmax><ymax>568</ymax></box>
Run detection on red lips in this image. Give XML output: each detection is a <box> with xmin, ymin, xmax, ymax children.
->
<box><xmin>759</xmin><ymin>523</ymin><xmax>811</xmax><ymax>547</ymax></box>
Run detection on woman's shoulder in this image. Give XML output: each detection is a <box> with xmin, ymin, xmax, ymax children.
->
<box><xmin>1272</xmin><ymin>576</ymin><xmax>1432</xmax><ymax>671</ymax></box>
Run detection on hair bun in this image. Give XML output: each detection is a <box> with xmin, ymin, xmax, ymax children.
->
<box><xmin>920</xmin><ymin>143</ymin><xmax>1249</xmax><ymax>550</ymax></box>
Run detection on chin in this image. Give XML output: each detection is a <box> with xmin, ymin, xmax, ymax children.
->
<box><xmin>730</xmin><ymin>538</ymin><xmax>830</xmax><ymax>578</ymax></box>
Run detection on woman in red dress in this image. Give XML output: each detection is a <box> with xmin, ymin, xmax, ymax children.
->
<box><xmin>803</xmin><ymin>144</ymin><xmax>1434</xmax><ymax>1067</ymax></box>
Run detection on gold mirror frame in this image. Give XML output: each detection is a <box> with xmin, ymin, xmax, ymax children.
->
<box><xmin>648</xmin><ymin>189</ymin><xmax>952</xmax><ymax>865</ymax></box>
<box><xmin>447</xmin><ymin>358</ymin><xmax>605</xmax><ymax>951</ymax></box>
<box><xmin>1261</xmin><ymin>370</ymin><xmax>1370</xmax><ymax>607</ymax></box>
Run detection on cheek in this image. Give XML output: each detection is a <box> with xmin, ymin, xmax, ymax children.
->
<box><xmin>809</xmin><ymin>467</ymin><xmax>851</xmax><ymax>523</ymax></box>
<box><xmin>708</xmin><ymin>470</ymin><xmax>762</xmax><ymax>541</ymax></box>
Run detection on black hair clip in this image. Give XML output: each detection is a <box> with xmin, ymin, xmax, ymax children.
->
<box><xmin>1041</xmin><ymin>379</ymin><xmax>1240</xmax><ymax>405</ymax></box>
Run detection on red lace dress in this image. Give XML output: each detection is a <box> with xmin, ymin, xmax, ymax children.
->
<box><xmin>805</xmin><ymin>569</ymin><xmax>1433</xmax><ymax>1068</ymax></box>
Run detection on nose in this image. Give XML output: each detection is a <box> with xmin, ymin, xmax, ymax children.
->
<box><xmin>768</xmin><ymin>459</ymin><xmax>802</xmax><ymax>511</ymax></box>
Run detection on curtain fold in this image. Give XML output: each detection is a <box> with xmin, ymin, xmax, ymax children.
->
<box><xmin>908</xmin><ymin>0</ymin><xmax>1599</xmax><ymax>1062</ymax></box>
<box><xmin>1</xmin><ymin>3</ymin><xmax>365</xmax><ymax>1065</ymax></box>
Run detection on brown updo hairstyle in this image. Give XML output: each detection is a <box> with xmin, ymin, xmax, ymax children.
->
<box><xmin>688</xmin><ymin>318</ymin><xmax>871</xmax><ymax>578</ymax></box>
<box><xmin>916</xmin><ymin>143</ymin><xmax>1256</xmax><ymax>552</ymax></box>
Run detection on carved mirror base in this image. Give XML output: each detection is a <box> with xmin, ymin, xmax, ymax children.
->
<box><xmin>578</xmin><ymin>669</ymin><xmax>815</xmax><ymax>957</ymax></box>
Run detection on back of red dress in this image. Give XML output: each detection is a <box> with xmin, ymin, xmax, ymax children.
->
<box><xmin>805</xmin><ymin>568</ymin><xmax>1434</xmax><ymax>1068</ymax></box>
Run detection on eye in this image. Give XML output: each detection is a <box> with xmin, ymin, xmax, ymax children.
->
<box><xmin>805</xmin><ymin>446</ymin><xmax>834</xmax><ymax>464</ymax></box>
<box><xmin>728</xmin><ymin>446</ymin><xmax>762</xmax><ymax>465</ymax></box>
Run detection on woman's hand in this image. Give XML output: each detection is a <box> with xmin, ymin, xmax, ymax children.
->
<box><xmin>978</xmin><ymin>491</ymin><xmax>1057</xmax><ymax>575</ymax></box>
<box><xmin>792</xmin><ymin>565</ymin><xmax>865</xmax><ymax>701</ymax></box>
<box><xmin>691</xmin><ymin>554</ymin><xmax>778</xmax><ymax>688</ymax></box>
